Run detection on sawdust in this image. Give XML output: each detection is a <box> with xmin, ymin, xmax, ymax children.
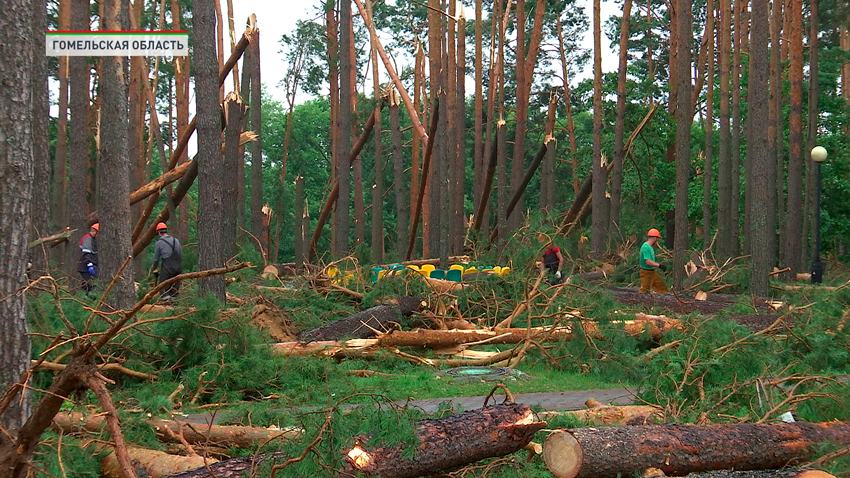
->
<box><xmin>250</xmin><ymin>300</ymin><xmax>297</xmax><ymax>342</ymax></box>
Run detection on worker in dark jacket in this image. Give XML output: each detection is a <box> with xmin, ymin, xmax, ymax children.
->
<box><xmin>77</xmin><ymin>223</ymin><xmax>99</xmax><ymax>292</ymax></box>
<box><xmin>539</xmin><ymin>233</ymin><xmax>565</xmax><ymax>284</ymax></box>
<box><xmin>150</xmin><ymin>222</ymin><xmax>183</xmax><ymax>300</ymax></box>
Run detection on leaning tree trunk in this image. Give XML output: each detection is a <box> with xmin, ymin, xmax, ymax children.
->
<box><xmin>196</xmin><ymin>0</ymin><xmax>226</xmax><ymax>300</ymax></box>
<box><xmin>0</xmin><ymin>0</ymin><xmax>35</xmax><ymax>433</ymax></box>
<box><xmin>544</xmin><ymin>421</ymin><xmax>850</xmax><ymax>478</ymax></box>
<box><xmin>344</xmin><ymin>403</ymin><xmax>546</xmax><ymax>478</ymax></box>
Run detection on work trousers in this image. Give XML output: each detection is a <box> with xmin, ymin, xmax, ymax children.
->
<box><xmin>639</xmin><ymin>268</ymin><xmax>668</xmax><ymax>294</ymax></box>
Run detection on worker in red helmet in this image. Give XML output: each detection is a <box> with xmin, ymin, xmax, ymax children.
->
<box><xmin>150</xmin><ymin>222</ymin><xmax>182</xmax><ymax>301</ymax></box>
<box><xmin>639</xmin><ymin>228</ymin><xmax>668</xmax><ymax>294</ymax></box>
<box><xmin>538</xmin><ymin>233</ymin><xmax>565</xmax><ymax>284</ymax></box>
<box><xmin>77</xmin><ymin>223</ymin><xmax>99</xmax><ymax>292</ymax></box>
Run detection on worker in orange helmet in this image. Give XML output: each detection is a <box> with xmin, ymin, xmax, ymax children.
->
<box><xmin>149</xmin><ymin>222</ymin><xmax>182</xmax><ymax>301</ymax></box>
<box><xmin>638</xmin><ymin>228</ymin><xmax>669</xmax><ymax>294</ymax></box>
<box><xmin>77</xmin><ymin>223</ymin><xmax>99</xmax><ymax>292</ymax></box>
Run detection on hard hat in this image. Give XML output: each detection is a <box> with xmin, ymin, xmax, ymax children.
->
<box><xmin>647</xmin><ymin>228</ymin><xmax>661</xmax><ymax>238</ymax></box>
<box><xmin>538</xmin><ymin>233</ymin><xmax>546</xmax><ymax>242</ymax></box>
<box><xmin>90</xmin><ymin>223</ymin><xmax>99</xmax><ymax>231</ymax></box>
<box><xmin>156</xmin><ymin>222</ymin><xmax>168</xmax><ymax>231</ymax></box>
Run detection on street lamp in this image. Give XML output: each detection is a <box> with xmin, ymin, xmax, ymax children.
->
<box><xmin>811</xmin><ymin>146</ymin><xmax>828</xmax><ymax>284</ymax></box>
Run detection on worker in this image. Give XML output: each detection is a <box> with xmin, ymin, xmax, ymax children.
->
<box><xmin>77</xmin><ymin>223</ymin><xmax>99</xmax><ymax>292</ymax></box>
<box><xmin>639</xmin><ymin>228</ymin><xmax>668</xmax><ymax>294</ymax></box>
<box><xmin>539</xmin><ymin>233</ymin><xmax>565</xmax><ymax>284</ymax></box>
<box><xmin>150</xmin><ymin>222</ymin><xmax>183</xmax><ymax>300</ymax></box>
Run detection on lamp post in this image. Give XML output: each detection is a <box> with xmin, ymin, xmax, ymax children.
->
<box><xmin>811</xmin><ymin>146</ymin><xmax>828</xmax><ymax>284</ymax></box>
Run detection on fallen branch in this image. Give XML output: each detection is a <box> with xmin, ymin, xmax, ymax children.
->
<box><xmin>28</xmin><ymin>227</ymin><xmax>75</xmax><ymax>249</ymax></box>
<box><xmin>33</xmin><ymin>360</ymin><xmax>158</xmax><ymax>381</ymax></box>
<box><xmin>298</xmin><ymin>297</ymin><xmax>427</xmax><ymax>342</ymax></box>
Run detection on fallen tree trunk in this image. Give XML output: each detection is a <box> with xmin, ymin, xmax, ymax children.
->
<box><xmin>645</xmin><ymin>468</ymin><xmax>836</xmax><ymax>478</ymax></box>
<box><xmin>344</xmin><ymin>403</ymin><xmax>546</xmax><ymax>478</ymax></box>
<box><xmin>28</xmin><ymin>227</ymin><xmax>75</xmax><ymax>249</ymax></box>
<box><xmin>537</xmin><ymin>398</ymin><xmax>662</xmax><ymax>426</ymax></box>
<box><xmin>543</xmin><ymin>421</ymin><xmax>850</xmax><ymax>478</ymax></box>
<box><xmin>159</xmin><ymin>451</ymin><xmax>285</xmax><ymax>478</ymax></box>
<box><xmin>298</xmin><ymin>296</ymin><xmax>427</xmax><ymax>342</ymax></box>
<box><xmin>102</xmin><ymin>447</ymin><xmax>218</xmax><ymax>478</ymax></box>
<box><xmin>273</xmin><ymin>318</ymin><xmax>684</xmax><ymax>357</ymax></box>
<box><xmin>610</xmin><ymin>288</ymin><xmax>778</xmax><ymax>314</ymax></box>
<box><xmin>53</xmin><ymin>412</ymin><xmax>301</xmax><ymax>449</ymax></box>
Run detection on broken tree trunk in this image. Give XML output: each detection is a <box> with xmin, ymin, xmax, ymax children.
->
<box><xmin>344</xmin><ymin>403</ymin><xmax>546</xmax><ymax>478</ymax></box>
<box><xmin>158</xmin><ymin>452</ymin><xmax>285</xmax><ymax>478</ymax></box>
<box><xmin>102</xmin><ymin>447</ymin><xmax>218</xmax><ymax>478</ymax></box>
<box><xmin>543</xmin><ymin>421</ymin><xmax>850</xmax><ymax>478</ymax></box>
<box><xmin>298</xmin><ymin>297</ymin><xmax>427</xmax><ymax>342</ymax></box>
<box><xmin>53</xmin><ymin>412</ymin><xmax>301</xmax><ymax>449</ymax></box>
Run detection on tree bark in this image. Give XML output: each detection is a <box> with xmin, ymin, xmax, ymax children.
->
<box><xmin>702</xmin><ymin>0</ymin><xmax>716</xmax><ymax>250</ymax></box>
<box><xmin>390</xmin><ymin>94</ymin><xmax>408</xmax><ymax>259</ymax></box>
<box><xmin>803</xmin><ymin>0</ymin><xmax>819</xmax><ymax>278</ymax></box>
<box><xmin>335</xmin><ymin>0</ymin><xmax>353</xmax><ymax>257</ymax></box>
<box><xmin>30</xmin><ymin>0</ymin><xmax>50</xmax><ymax>275</ymax></box>
<box><xmin>344</xmin><ymin>403</ymin><xmax>546</xmax><ymax>478</ymax></box>
<box><xmin>294</xmin><ymin>176</ymin><xmax>306</xmax><ymax>265</ymax></box>
<box><xmin>406</xmin><ymin>100</ymin><xmax>440</xmax><ymax>261</ymax></box>
<box><xmin>67</xmin><ymin>0</ymin><xmax>91</xmax><ymax>276</ymax></box>
<box><xmin>611</xmin><ymin>0</ymin><xmax>633</xmax><ymax>230</ymax></box>
<box><xmin>223</xmin><ymin>93</ymin><xmax>247</xmax><ymax>261</ymax></box>
<box><xmin>196</xmin><ymin>0</ymin><xmax>226</xmax><ymax>301</ymax></box>
<box><xmin>771</xmin><ymin>0</ymin><xmax>784</xmax><ymax>262</ymax></box>
<box><xmin>544</xmin><ymin>422</ymin><xmax>850</xmax><ymax>478</ymax></box>
<box><xmin>172</xmin><ymin>0</ymin><xmax>189</xmax><ymax>242</ymax></box>
<box><xmin>784</xmin><ymin>0</ymin><xmax>803</xmax><ymax>275</ymax></box>
<box><xmin>366</xmin><ymin>0</ymin><xmax>383</xmax><ymax>264</ymax></box>
<box><xmin>102</xmin><ymin>447</ymin><xmax>215</xmax><ymax>478</ymax></box>
<box><xmin>52</xmin><ymin>0</ymin><xmax>70</xmax><ymax>252</ymax></box>
<box><xmin>453</xmin><ymin>10</ymin><xmax>466</xmax><ymax>256</ymax></box>
<box><xmin>473</xmin><ymin>0</ymin><xmax>484</xmax><ymax>221</ymax></box>
<box><xmin>298</xmin><ymin>297</ymin><xmax>426</xmax><ymax>342</ymax></box>
<box><xmin>716</xmin><ymin>0</ymin><xmax>732</xmax><ymax>259</ymax></box>
<box><xmin>729</xmin><ymin>0</ymin><xmax>745</xmax><ymax>256</ymax></box>
<box><xmin>0</xmin><ymin>0</ymin><xmax>34</xmax><ymax>433</ymax></box>
<box><xmin>591</xmin><ymin>0</ymin><xmax>606</xmax><ymax>257</ymax></box>
<box><xmin>673</xmin><ymin>0</ymin><xmax>693</xmax><ymax>289</ymax></box>
<box><xmin>747</xmin><ymin>0</ymin><xmax>772</xmax><ymax>295</ymax></box>
<box><xmin>248</xmin><ymin>28</ymin><xmax>265</xmax><ymax>257</ymax></box>
<box><xmin>99</xmin><ymin>0</ymin><xmax>136</xmax><ymax>309</ymax></box>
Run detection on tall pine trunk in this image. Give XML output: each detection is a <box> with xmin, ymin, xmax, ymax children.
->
<box><xmin>249</xmin><ymin>28</ymin><xmax>265</xmax><ymax>257</ymax></box>
<box><xmin>558</xmin><ymin>17</ymin><xmax>579</xmax><ymax>195</ymax></box>
<box><xmin>0</xmin><ymin>0</ymin><xmax>35</xmax><ymax>433</ymax></box>
<box><xmin>784</xmin><ymin>0</ymin><xmax>803</xmax><ymax>274</ymax></box>
<box><xmin>591</xmin><ymin>0</ymin><xmax>606</xmax><ymax>257</ymax></box>
<box><xmin>223</xmin><ymin>93</ymin><xmax>246</xmax><ymax>260</ymax></box>
<box><xmin>803</xmin><ymin>0</ymin><xmax>819</xmax><ymax>273</ymax></box>
<box><xmin>702</xmin><ymin>0</ymin><xmax>716</xmax><ymax>250</ymax></box>
<box><xmin>99</xmin><ymin>0</ymin><xmax>135</xmax><ymax>309</ymax></box>
<box><xmin>31</xmin><ymin>0</ymin><xmax>50</xmax><ymax>275</ymax></box>
<box><xmin>769</xmin><ymin>0</ymin><xmax>784</xmax><ymax>265</ymax></box>
<box><xmin>729</xmin><ymin>0</ymin><xmax>745</xmax><ymax>255</ymax></box>
<box><xmin>717</xmin><ymin>0</ymin><xmax>732</xmax><ymax>259</ymax></box>
<box><xmin>67</xmin><ymin>0</ymin><xmax>91</xmax><ymax>276</ymax></box>
<box><xmin>473</xmin><ymin>0</ymin><xmax>484</xmax><ymax>221</ymax></box>
<box><xmin>52</xmin><ymin>0</ymin><xmax>70</xmax><ymax>243</ymax></box>
<box><xmin>173</xmin><ymin>0</ymin><xmax>190</xmax><ymax>242</ymax></box>
<box><xmin>390</xmin><ymin>95</ymin><xmax>407</xmax><ymax>259</ymax></box>
<box><xmin>335</xmin><ymin>0</ymin><xmax>352</xmax><ymax>256</ymax></box>
<box><xmin>673</xmin><ymin>0</ymin><xmax>693</xmax><ymax>289</ymax></box>
<box><xmin>611</xmin><ymin>0</ymin><xmax>633</xmax><ymax>230</ymax></box>
<box><xmin>747</xmin><ymin>0</ymin><xmax>772</xmax><ymax>295</ymax></box>
<box><xmin>196</xmin><ymin>0</ymin><xmax>226</xmax><ymax>300</ymax></box>
<box><xmin>454</xmin><ymin>11</ymin><xmax>466</xmax><ymax>255</ymax></box>
<box><xmin>326</xmin><ymin>6</ymin><xmax>339</xmax><ymax>256</ymax></box>
<box><xmin>367</xmin><ymin>0</ymin><xmax>383</xmax><ymax>263</ymax></box>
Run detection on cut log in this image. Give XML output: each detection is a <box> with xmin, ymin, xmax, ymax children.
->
<box><xmin>645</xmin><ymin>468</ymin><xmax>837</xmax><ymax>478</ymax></box>
<box><xmin>543</xmin><ymin>421</ymin><xmax>850</xmax><ymax>478</ymax></box>
<box><xmin>158</xmin><ymin>451</ymin><xmax>285</xmax><ymax>478</ymax></box>
<box><xmin>298</xmin><ymin>296</ymin><xmax>427</xmax><ymax>342</ymax></box>
<box><xmin>102</xmin><ymin>446</ymin><xmax>218</xmax><ymax>478</ymax></box>
<box><xmin>537</xmin><ymin>398</ymin><xmax>663</xmax><ymax>426</ymax></box>
<box><xmin>344</xmin><ymin>403</ymin><xmax>546</xmax><ymax>478</ymax></box>
<box><xmin>53</xmin><ymin>412</ymin><xmax>301</xmax><ymax>449</ymax></box>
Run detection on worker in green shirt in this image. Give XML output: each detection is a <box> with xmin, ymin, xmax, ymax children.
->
<box><xmin>639</xmin><ymin>228</ymin><xmax>668</xmax><ymax>294</ymax></box>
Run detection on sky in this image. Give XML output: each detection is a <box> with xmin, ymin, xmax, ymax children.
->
<box><xmin>225</xmin><ymin>0</ymin><xmax>623</xmax><ymax>106</ymax></box>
